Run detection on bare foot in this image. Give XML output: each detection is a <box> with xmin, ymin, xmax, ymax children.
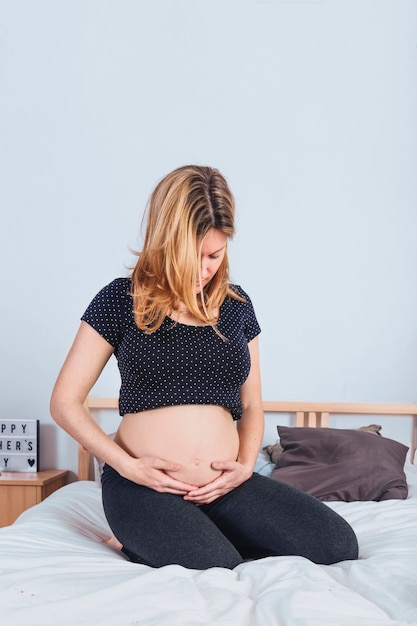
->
<box><xmin>103</xmin><ymin>534</ymin><xmax>123</xmax><ymax>551</ymax></box>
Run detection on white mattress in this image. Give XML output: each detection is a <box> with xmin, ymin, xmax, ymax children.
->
<box><xmin>1</xmin><ymin>463</ymin><xmax>417</xmax><ymax>626</ymax></box>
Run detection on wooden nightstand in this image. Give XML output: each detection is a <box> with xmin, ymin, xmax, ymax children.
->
<box><xmin>0</xmin><ymin>469</ymin><xmax>69</xmax><ymax>527</ymax></box>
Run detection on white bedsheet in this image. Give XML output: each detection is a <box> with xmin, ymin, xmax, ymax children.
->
<box><xmin>1</xmin><ymin>463</ymin><xmax>417</xmax><ymax>626</ymax></box>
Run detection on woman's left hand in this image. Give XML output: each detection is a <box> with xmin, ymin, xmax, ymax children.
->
<box><xmin>183</xmin><ymin>460</ymin><xmax>253</xmax><ymax>505</ymax></box>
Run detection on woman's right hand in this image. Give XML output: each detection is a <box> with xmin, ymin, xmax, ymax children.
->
<box><xmin>122</xmin><ymin>456</ymin><xmax>198</xmax><ymax>495</ymax></box>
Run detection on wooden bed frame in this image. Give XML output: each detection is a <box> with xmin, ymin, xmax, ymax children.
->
<box><xmin>78</xmin><ymin>399</ymin><xmax>417</xmax><ymax>480</ymax></box>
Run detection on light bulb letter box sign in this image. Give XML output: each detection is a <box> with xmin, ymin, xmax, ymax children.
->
<box><xmin>0</xmin><ymin>420</ymin><xmax>39</xmax><ymax>472</ymax></box>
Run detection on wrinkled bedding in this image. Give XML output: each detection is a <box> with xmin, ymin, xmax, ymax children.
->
<box><xmin>1</xmin><ymin>462</ymin><xmax>417</xmax><ymax>626</ymax></box>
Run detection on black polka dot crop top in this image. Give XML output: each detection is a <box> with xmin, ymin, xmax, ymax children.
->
<box><xmin>81</xmin><ymin>278</ymin><xmax>261</xmax><ymax>420</ymax></box>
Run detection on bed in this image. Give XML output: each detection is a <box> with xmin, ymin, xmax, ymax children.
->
<box><xmin>1</xmin><ymin>400</ymin><xmax>417</xmax><ymax>626</ymax></box>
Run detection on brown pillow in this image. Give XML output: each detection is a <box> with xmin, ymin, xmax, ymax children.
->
<box><xmin>263</xmin><ymin>424</ymin><xmax>382</xmax><ymax>465</ymax></box>
<box><xmin>271</xmin><ymin>425</ymin><xmax>409</xmax><ymax>502</ymax></box>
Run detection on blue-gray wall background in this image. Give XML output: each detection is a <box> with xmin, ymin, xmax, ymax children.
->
<box><xmin>1</xmin><ymin>0</ymin><xmax>416</xmax><ymax>476</ymax></box>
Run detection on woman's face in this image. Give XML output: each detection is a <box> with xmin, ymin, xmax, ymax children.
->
<box><xmin>196</xmin><ymin>229</ymin><xmax>227</xmax><ymax>293</ymax></box>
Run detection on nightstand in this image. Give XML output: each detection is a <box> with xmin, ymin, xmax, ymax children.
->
<box><xmin>0</xmin><ymin>469</ymin><xmax>69</xmax><ymax>527</ymax></box>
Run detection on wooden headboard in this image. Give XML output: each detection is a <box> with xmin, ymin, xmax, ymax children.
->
<box><xmin>79</xmin><ymin>399</ymin><xmax>417</xmax><ymax>480</ymax></box>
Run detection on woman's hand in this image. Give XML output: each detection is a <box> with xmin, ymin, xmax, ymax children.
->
<box><xmin>183</xmin><ymin>460</ymin><xmax>253</xmax><ymax>505</ymax></box>
<box><xmin>122</xmin><ymin>456</ymin><xmax>198</xmax><ymax>495</ymax></box>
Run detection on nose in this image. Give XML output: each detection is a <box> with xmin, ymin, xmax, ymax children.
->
<box><xmin>200</xmin><ymin>259</ymin><xmax>212</xmax><ymax>279</ymax></box>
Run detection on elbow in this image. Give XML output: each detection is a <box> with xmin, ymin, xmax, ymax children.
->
<box><xmin>49</xmin><ymin>385</ymin><xmax>84</xmax><ymax>426</ymax></box>
<box><xmin>49</xmin><ymin>387</ymin><xmax>64</xmax><ymax>425</ymax></box>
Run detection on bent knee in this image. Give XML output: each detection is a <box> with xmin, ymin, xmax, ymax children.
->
<box><xmin>321</xmin><ymin>524</ymin><xmax>359</xmax><ymax>565</ymax></box>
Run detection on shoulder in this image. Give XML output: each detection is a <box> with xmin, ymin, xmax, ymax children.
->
<box><xmin>224</xmin><ymin>284</ymin><xmax>261</xmax><ymax>339</ymax></box>
<box><xmin>81</xmin><ymin>278</ymin><xmax>133</xmax><ymax>346</ymax></box>
<box><xmin>228</xmin><ymin>284</ymin><xmax>254</xmax><ymax>304</ymax></box>
<box><xmin>224</xmin><ymin>284</ymin><xmax>258</xmax><ymax>317</ymax></box>
<box><xmin>90</xmin><ymin>278</ymin><xmax>132</xmax><ymax>304</ymax></box>
<box><xmin>82</xmin><ymin>277</ymin><xmax>132</xmax><ymax>318</ymax></box>
<box><xmin>105</xmin><ymin>277</ymin><xmax>132</xmax><ymax>296</ymax></box>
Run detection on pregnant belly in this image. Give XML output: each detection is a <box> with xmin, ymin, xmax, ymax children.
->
<box><xmin>166</xmin><ymin>456</ymin><xmax>224</xmax><ymax>486</ymax></box>
<box><xmin>115</xmin><ymin>405</ymin><xmax>240</xmax><ymax>487</ymax></box>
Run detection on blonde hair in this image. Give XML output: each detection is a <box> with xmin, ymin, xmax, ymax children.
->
<box><xmin>131</xmin><ymin>165</ymin><xmax>243</xmax><ymax>332</ymax></box>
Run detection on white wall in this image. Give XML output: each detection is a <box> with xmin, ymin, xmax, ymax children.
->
<box><xmin>1</xmin><ymin>0</ymin><xmax>416</xmax><ymax>478</ymax></box>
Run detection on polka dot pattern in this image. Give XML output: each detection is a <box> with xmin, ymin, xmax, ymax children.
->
<box><xmin>81</xmin><ymin>278</ymin><xmax>261</xmax><ymax>420</ymax></box>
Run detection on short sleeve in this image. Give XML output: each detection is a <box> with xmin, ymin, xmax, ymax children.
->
<box><xmin>81</xmin><ymin>278</ymin><xmax>131</xmax><ymax>348</ymax></box>
<box><xmin>234</xmin><ymin>286</ymin><xmax>261</xmax><ymax>342</ymax></box>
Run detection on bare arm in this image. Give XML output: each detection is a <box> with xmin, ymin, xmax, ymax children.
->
<box><xmin>50</xmin><ymin>321</ymin><xmax>197</xmax><ymax>493</ymax></box>
<box><xmin>236</xmin><ymin>336</ymin><xmax>264</xmax><ymax>471</ymax></box>
<box><xmin>50</xmin><ymin>321</ymin><xmax>119</xmax><ymax>463</ymax></box>
<box><xmin>184</xmin><ymin>336</ymin><xmax>264</xmax><ymax>504</ymax></box>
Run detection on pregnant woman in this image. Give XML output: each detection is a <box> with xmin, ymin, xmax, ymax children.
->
<box><xmin>50</xmin><ymin>164</ymin><xmax>358</xmax><ymax>569</ymax></box>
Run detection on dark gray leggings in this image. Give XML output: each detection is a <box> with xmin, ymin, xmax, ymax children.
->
<box><xmin>102</xmin><ymin>464</ymin><xmax>358</xmax><ymax>570</ymax></box>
